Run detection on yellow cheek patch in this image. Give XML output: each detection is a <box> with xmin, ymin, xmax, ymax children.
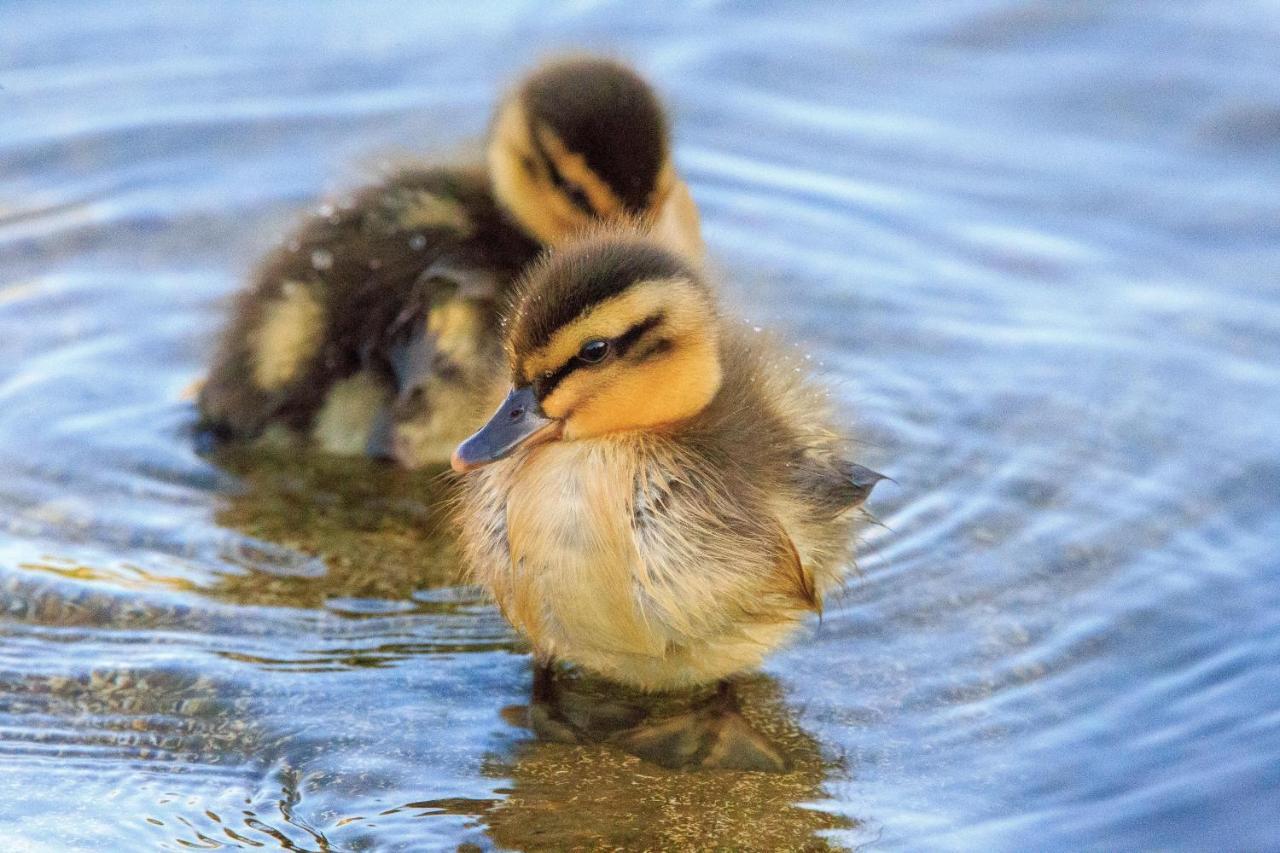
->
<box><xmin>538</xmin><ymin>367</ymin><xmax>598</xmax><ymax>419</ymax></box>
<box><xmin>561</xmin><ymin>336</ymin><xmax>722</xmax><ymax>439</ymax></box>
<box><xmin>515</xmin><ymin>276</ymin><xmax>723</xmax><ymax>436</ymax></box>
<box><xmin>518</xmin><ymin>277</ymin><xmax>702</xmax><ymax>382</ymax></box>
<box><xmin>251</xmin><ymin>280</ymin><xmax>324</xmax><ymax>391</ymax></box>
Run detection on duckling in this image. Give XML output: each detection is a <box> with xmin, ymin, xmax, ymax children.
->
<box><xmin>197</xmin><ymin>56</ymin><xmax>702</xmax><ymax>467</ymax></box>
<box><xmin>451</xmin><ymin>231</ymin><xmax>884</xmax><ymax>771</ymax></box>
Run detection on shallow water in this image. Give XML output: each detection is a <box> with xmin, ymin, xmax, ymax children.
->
<box><xmin>3</xmin><ymin>1</ymin><xmax>1280</xmax><ymax>850</ymax></box>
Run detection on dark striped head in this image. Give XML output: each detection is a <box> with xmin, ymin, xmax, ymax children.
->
<box><xmin>451</xmin><ymin>233</ymin><xmax>721</xmax><ymax>471</ymax></box>
<box><xmin>488</xmin><ymin>57</ymin><xmax>702</xmax><ymax>259</ymax></box>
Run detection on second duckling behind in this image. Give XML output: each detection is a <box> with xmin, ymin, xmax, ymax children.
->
<box><xmin>197</xmin><ymin>56</ymin><xmax>702</xmax><ymax>468</ymax></box>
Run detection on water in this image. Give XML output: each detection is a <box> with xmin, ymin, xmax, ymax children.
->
<box><xmin>3</xmin><ymin>1</ymin><xmax>1279</xmax><ymax>849</ymax></box>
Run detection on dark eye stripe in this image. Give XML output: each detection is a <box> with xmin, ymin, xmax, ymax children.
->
<box><xmin>529</xmin><ymin>128</ymin><xmax>595</xmax><ymax>215</ymax></box>
<box><xmin>533</xmin><ymin>312</ymin><xmax>666</xmax><ymax>400</ymax></box>
<box><xmin>611</xmin><ymin>313</ymin><xmax>665</xmax><ymax>358</ymax></box>
<box><xmin>562</xmin><ymin>183</ymin><xmax>594</xmax><ymax>215</ymax></box>
<box><xmin>633</xmin><ymin>337</ymin><xmax>673</xmax><ymax>363</ymax></box>
<box><xmin>528</xmin><ymin>128</ymin><xmax>558</xmax><ymax>182</ymax></box>
<box><xmin>534</xmin><ymin>356</ymin><xmax>579</xmax><ymax>400</ymax></box>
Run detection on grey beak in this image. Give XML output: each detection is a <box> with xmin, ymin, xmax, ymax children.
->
<box><xmin>451</xmin><ymin>385</ymin><xmax>562</xmax><ymax>473</ymax></box>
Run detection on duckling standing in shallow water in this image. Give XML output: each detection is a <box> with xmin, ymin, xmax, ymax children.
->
<box><xmin>451</xmin><ymin>231</ymin><xmax>884</xmax><ymax>771</ymax></box>
<box><xmin>197</xmin><ymin>57</ymin><xmax>701</xmax><ymax>467</ymax></box>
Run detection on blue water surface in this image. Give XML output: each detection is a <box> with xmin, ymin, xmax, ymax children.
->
<box><xmin>2</xmin><ymin>1</ymin><xmax>1279</xmax><ymax>850</ymax></box>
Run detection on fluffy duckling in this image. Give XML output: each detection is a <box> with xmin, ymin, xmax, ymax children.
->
<box><xmin>197</xmin><ymin>56</ymin><xmax>701</xmax><ymax>467</ymax></box>
<box><xmin>451</xmin><ymin>231</ymin><xmax>883</xmax><ymax>771</ymax></box>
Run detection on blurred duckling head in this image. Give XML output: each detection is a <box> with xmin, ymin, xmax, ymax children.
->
<box><xmin>452</xmin><ymin>233</ymin><xmax>720</xmax><ymax>472</ymax></box>
<box><xmin>488</xmin><ymin>57</ymin><xmax>702</xmax><ymax>259</ymax></box>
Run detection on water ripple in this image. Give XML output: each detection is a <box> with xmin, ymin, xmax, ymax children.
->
<box><xmin>3</xmin><ymin>1</ymin><xmax>1280</xmax><ymax>850</ymax></box>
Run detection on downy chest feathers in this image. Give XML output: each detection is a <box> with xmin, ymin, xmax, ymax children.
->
<box><xmin>462</xmin><ymin>436</ymin><xmax>815</xmax><ymax>687</ymax></box>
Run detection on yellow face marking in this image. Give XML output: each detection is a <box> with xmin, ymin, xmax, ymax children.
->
<box><xmin>516</xmin><ymin>277</ymin><xmax>703</xmax><ymax>383</ymax></box>
<box><xmin>546</xmin><ymin>333</ymin><xmax>722</xmax><ymax>438</ymax></box>
<box><xmin>489</xmin><ymin>98</ymin><xmax>675</xmax><ymax>245</ymax></box>
<box><xmin>251</xmin><ymin>280</ymin><xmax>323</xmax><ymax>391</ymax></box>
<box><xmin>488</xmin><ymin>100</ymin><xmax>587</xmax><ymax>244</ymax></box>
<box><xmin>512</xmin><ymin>277</ymin><xmax>722</xmax><ymax>437</ymax></box>
<box><xmin>394</xmin><ymin>299</ymin><xmax>502</xmax><ymax>469</ymax></box>
<box><xmin>391</xmin><ymin>372</ymin><xmax>492</xmax><ymax>470</ymax></box>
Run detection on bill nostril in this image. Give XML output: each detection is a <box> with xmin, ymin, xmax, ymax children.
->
<box><xmin>510</xmin><ymin>408</ymin><xmax>524</xmax><ymax>419</ymax></box>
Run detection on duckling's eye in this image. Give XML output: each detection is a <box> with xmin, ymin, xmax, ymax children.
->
<box><xmin>577</xmin><ymin>338</ymin><xmax>610</xmax><ymax>364</ymax></box>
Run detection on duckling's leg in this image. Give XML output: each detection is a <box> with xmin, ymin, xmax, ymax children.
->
<box><xmin>528</xmin><ymin>658</ymin><xmax>582</xmax><ymax>744</ymax></box>
<box><xmin>610</xmin><ymin>681</ymin><xmax>790</xmax><ymax>773</ymax></box>
<box><xmin>527</xmin><ymin>659</ymin><xmax>647</xmax><ymax>744</ymax></box>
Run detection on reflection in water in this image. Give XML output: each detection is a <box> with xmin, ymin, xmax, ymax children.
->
<box><xmin>19</xmin><ymin>556</ymin><xmax>201</xmax><ymax>593</ymax></box>
<box><xmin>479</xmin><ymin>675</ymin><xmax>854</xmax><ymax>851</ymax></box>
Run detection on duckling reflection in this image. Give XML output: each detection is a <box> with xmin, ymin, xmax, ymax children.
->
<box><xmin>198</xmin><ymin>56</ymin><xmax>701</xmax><ymax>470</ymax></box>
<box><xmin>452</xmin><ymin>231</ymin><xmax>885</xmax><ymax>771</ymax></box>
<box><xmin>397</xmin><ymin>675</ymin><xmax>857</xmax><ymax>850</ymax></box>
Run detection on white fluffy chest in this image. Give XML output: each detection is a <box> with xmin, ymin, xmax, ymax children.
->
<box><xmin>462</xmin><ymin>439</ymin><xmax>815</xmax><ymax>690</ymax></box>
<box><xmin>498</xmin><ymin>442</ymin><xmax>671</xmax><ymax>660</ymax></box>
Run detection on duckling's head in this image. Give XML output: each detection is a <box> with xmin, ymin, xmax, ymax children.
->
<box><xmin>488</xmin><ymin>57</ymin><xmax>702</xmax><ymax>259</ymax></box>
<box><xmin>452</xmin><ymin>233</ymin><xmax>721</xmax><ymax>472</ymax></box>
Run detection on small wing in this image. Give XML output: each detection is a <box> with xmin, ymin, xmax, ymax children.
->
<box><xmin>792</xmin><ymin>453</ymin><xmax>887</xmax><ymax>518</ymax></box>
<box><xmin>628</xmin><ymin>458</ymin><xmax>823</xmax><ymax>640</ymax></box>
<box><xmin>846</xmin><ymin>462</ymin><xmax>888</xmax><ymax>507</ymax></box>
